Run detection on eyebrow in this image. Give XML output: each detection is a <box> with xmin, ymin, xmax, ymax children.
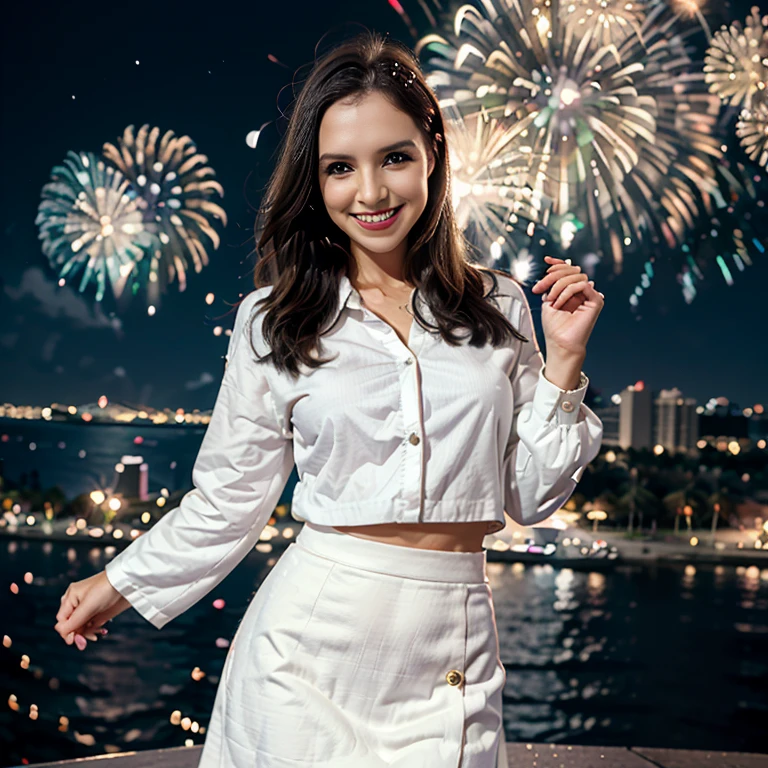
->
<box><xmin>318</xmin><ymin>139</ymin><xmax>418</xmax><ymax>164</ymax></box>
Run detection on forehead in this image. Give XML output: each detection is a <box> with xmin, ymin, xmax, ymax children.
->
<box><xmin>318</xmin><ymin>91</ymin><xmax>420</xmax><ymax>151</ymax></box>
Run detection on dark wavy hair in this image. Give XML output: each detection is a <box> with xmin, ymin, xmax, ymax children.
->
<box><xmin>248</xmin><ymin>29</ymin><xmax>528</xmax><ymax>378</ymax></box>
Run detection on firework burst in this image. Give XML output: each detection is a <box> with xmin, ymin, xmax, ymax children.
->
<box><xmin>35</xmin><ymin>151</ymin><xmax>156</xmax><ymax>302</ymax></box>
<box><xmin>102</xmin><ymin>124</ymin><xmax>227</xmax><ymax>299</ymax></box>
<box><xmin>559</xmin><ymin>0</ymin><xmax>647</xmax><ymax>46</ymax></box>
<box><xmin>704</xmin><ymin>7</ymin><xmax>768</xmax><ymax>110</ymax></box>
<box><xmin>438</xmin><ymin>99</ymin><xmax>540</xmax><ymax>261</ymax></box>
<box><xmin>413</xmin><ymin>0</ymin><xmax>722</xmax><ymax>276</ymax></box>
<box><xmin>735</xmin><ymin>96</ymin><xmax>768</xmax><ymax>169</ymax></box>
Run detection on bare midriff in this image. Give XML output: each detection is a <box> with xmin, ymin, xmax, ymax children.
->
<box><xmin>331</xmin><ymin>521</ymin><xmax>496</xmax><ymax>552</ymax></box>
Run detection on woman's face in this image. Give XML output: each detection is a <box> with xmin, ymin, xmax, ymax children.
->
<box><xmin>317</xmin><ymin>89</ymin><xmax>435</xmax><ymax>263</ymax></box>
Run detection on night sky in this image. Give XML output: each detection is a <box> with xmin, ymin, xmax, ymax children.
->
<box><xmin>2</xmin><ymin>0</ymin><xmax>765</xmax><ymax>412</ymax></box>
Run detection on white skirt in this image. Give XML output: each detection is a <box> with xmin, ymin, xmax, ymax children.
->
<box><xmin>198</xmin><ymin>522</ymin><xmax>509</xmax><ymax>768</ymax></box>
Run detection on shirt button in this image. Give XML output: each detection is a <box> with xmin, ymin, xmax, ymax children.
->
<box><xmin>408</xmin><ymin>433</ymin><xmax>420</xmax><ymax>445</ymax></box>
<box><xmin>405</xmin><ymin>357</ymin><xmax>414</xmax><ymax>365</ymax></box>
<box><xmin>561</xmin><ymin>400</ymin><xmax>575</xmax><ymax>413</ymax></box>
<box><xmin>445</xmin><ymin>669</ymin><xmax>464</xmax><ymax>686</ymax></box>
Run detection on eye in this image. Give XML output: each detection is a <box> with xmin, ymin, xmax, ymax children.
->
<box><xmin>325</xmin><ymin>162</ymin><xmax>350</xmax><ymax>176</ymax></box>
<box><xmin>385</xmin><ymin>151</ymin><xmax>413</xmax><ymax>166</ymax></box>
<box><xmin>324</xmin><ymin>151</ymin><xmax>414</xmax><ymax>176</ymax></box>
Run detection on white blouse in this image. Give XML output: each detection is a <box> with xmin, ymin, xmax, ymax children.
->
<box><xmin>105</xmin><ymin>269</ymin><xmax>603</xmax><ymax>629</ymax></box>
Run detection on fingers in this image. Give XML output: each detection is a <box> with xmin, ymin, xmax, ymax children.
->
<box><xmin>538</xmin><ymin>258</ymin><xmax>605</xmax><ymax>305</ymax></box>
<box><xmin>56</xmin><ymin>574</ymin><xmax>122</xmax><ymax>651</ymax></box>
<box><xmin>533</xmin><ymin>263</ymin><xmax>584</xmax><ymax>293</ymax></box>
<box><xmin>584</xmin><ymin>280</ymin><xmax>606</xmax><ymax>304</ymax></box>
<box><xmin>542</xmin><ymin>273</ymin><xmax>589</xmax><ymax>304</ymax></box>
<box><xmin>548</xmin><ymin>279</ymin><xmax>591</xmax><ymax>309</ymax></box>
<box><xmin>55</xmin><ymin>590</ymin><xmax>95</xmax><ymax>643</ymax></box>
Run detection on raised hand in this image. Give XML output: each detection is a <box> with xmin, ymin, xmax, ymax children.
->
<box><xmin>531</xmin><ymin>256</ymin><xmax>604</xmax><ymax>356</ymax></box>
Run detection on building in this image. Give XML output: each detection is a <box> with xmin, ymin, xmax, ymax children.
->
<box><xmin>115</xmin><ymin>455</ymin><xmax>149</xmax><ymax>501</ymax></box>
<box><xmin>618</xmin><ymin>383</ymin><xmax>653</xmax><ymax>450</ymax></box>
<box><xmin>592</xmin><ymin>403</ymin><xmax>620</xmax><ymax>446</ymax></box>
<box><xmin>654</xmin><ymin>388</ymin><xmax>699</xmax><ymax>453</ymax></box>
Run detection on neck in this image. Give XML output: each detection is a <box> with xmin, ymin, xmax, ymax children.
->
<box><xmin>346</xmin><ymin>240</ymin><xmax>410</xmax><ymax>290</ymax></box>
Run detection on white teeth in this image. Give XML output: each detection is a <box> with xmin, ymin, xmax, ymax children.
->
<box><xmin>353</xmin><ymin>207</ymin><xmax>399</xmax><ymax>223</ymax></box>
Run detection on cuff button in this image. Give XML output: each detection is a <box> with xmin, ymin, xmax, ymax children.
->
<box><xmin>561</xmin><ymin>400</ymin><xmax>575</xmax><ymax>413</ymax></box>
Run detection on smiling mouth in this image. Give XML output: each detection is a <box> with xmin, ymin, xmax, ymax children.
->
<box><xmin>350</xmin><ymin>205</ymin><xmax>404</xmax><ymax>222</ymax></box>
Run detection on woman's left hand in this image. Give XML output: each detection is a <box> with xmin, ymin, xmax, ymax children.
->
<box><xmin>531</xmin><ymin>256</ymin><xmax>604</xmax><ymax>355</ymax></box>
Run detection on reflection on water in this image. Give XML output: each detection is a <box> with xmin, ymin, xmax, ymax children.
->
<box><xmin>0</xmin><ymin>420</ymin><xmax>206</xmax><ymax>501</ymax></box>
<box><xmin>487</xmin><ymin>560</ymin><xmax>768</xmax><ymax>752</ymax></box>
<box><xmin>1</xmin><ymin>539</ymin><xmax>767</xmax><ymax>766</ymax></box>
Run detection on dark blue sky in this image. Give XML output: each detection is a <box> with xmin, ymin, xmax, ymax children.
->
<box><xmin>1</xmin><ymin>0</ymin><xmax>765</xmax><ymax>411</ymax></box>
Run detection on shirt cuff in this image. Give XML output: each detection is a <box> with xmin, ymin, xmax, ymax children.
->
<box><xmin>532</xmin><ymin>367</ymin><xmax>589</xmax><ymax>426</ymax></box>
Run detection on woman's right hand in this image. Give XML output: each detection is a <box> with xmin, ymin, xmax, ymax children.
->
<box><xmin>54</xmin><ymin>570</ymin><xmax>132</xmax><ymax>650</ymax></box>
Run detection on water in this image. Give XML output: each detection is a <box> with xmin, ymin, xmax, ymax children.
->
<box><xmin>0</xmin><ymin>418</ymin><xmax>298</xmax><ymax>504</ymax></box>
<box><xmin>1</xmin><ymin>539</ymin><xmax>766</xmax><ymax>766</ymax></box>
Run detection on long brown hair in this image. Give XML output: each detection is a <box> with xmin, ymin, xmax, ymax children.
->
<box><xmin>248</xmin><ymin>30</ymin><xmax>528</xmax><ymax>378</ymax></box>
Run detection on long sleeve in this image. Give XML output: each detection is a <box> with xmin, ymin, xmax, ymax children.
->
<box><xmin>502</xmin><ymin>282</ymin><xmax>603</xmax><ymax>527</ymax></box>
<box><xmin>104</xmin><ymin>290</ymin><xmax>294</xmax><ymax>629</ymax></box>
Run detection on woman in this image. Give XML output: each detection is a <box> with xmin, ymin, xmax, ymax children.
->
<box><xmin>54</xmin><ymin>31</ymin><xmax>604</xmax><ymax>768</ymax></box>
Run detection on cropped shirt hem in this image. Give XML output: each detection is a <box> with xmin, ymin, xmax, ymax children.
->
<box><xmin>290</xmin><ymin>496</ymin><xmax>506</xmax><ymax>534</ymax></box>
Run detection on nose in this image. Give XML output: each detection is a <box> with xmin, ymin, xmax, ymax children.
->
<box><xmin>356</xmin><ymin>166</ymin><xmax>389</xmax><ymax>210</ymax></box>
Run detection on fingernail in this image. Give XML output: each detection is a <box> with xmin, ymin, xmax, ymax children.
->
<box><xmin>74</xmin><ymin>634</ymin><xmax>87</xmax><ymax>651</ymax></box>
<box><xmin>98</xmin><ymin>628</ymin><xmax>108</xmax><ymax>635</ymax></box>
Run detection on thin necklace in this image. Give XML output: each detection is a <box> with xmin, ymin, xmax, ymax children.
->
<box><xmin>355</xmin><ymin>281</ymin><xmax>414</xmax><ymax>314</ymax></box>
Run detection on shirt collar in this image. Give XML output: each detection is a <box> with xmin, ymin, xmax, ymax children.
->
<box><xmin>329</xmin><ymin>270</ymin><xmax>434</xmax><ymax>330</ymax></box>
